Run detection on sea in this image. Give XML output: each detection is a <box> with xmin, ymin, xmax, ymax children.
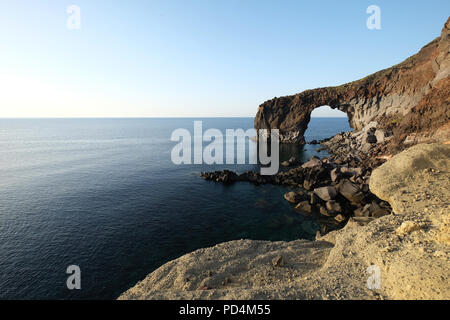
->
<box><xmin>0</xmin><ymin>118</ymin><xmax>351</xmax><ymax>299</ymax></box>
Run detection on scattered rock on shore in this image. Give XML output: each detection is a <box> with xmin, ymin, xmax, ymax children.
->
<box><xmin>201</xmin><ymin>149</ymin><xmax>392</xmax><ymax>232</ymax></box>
<box><xmin>284</xmin><ymin>191</ymin><xmax>304</xmax><ymax>203</ymax></box>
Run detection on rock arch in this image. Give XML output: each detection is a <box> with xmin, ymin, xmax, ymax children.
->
<box><xmin>254</xmin><ymin>18</ymin><xmax>450</xmax><ymax>144</ymax></box>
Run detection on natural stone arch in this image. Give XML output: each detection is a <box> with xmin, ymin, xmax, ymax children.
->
<box><xmin>254</xmin><ymin>87</ymin><xmax>358</xmax><ymax>144</ymax></box>
<box><xmin>254</xmin><ymin>18</ymin><xmax>450</xmax><ymax>145</ymax></box>
<box><xmin>303</xmin><ymin>106</ymin><xmax>350</xmax><ymax>142</ymax></box>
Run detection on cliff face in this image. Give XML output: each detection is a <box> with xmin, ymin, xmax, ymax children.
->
<box><xmin>255</xmin><ymin>18</ymin><xmax>450</xmax><ymax>145</ymax></box>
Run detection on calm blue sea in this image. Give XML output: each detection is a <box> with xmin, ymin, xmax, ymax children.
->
<box><xmin>0</xmin><ymin>118</ymin><xmax>350</xmax><ymax>299</ymax></box>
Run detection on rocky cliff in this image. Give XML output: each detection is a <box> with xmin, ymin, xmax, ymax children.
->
<box><xmin>255</xmin><ymin>18</ymin><xmax>450</xmax><ymax>146</ymax></box>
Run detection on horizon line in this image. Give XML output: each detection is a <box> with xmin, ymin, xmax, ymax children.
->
<box><xmin>0</xmin><ymin>116</ymin><xmax>348</xmax><ymax>119</ymax></box>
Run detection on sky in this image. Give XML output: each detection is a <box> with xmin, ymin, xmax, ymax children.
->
<box><xmin>0</xmin><ymin>0</ymin><xmax>448</xmax><ymax>118</ymax></box>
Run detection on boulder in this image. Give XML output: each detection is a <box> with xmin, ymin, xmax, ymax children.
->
<box><xmin>314</xmin><ymin>186</ymin><xmax>338</xmax><ymax>201</ymax></box>
<box><xmin>301</xmin><ymin>156</ymin><xmax>322</xmax><ymax>169</ymax></box>
<box><xmin>295</xmin><ymin>201</ymin><xmax>313</xmax><ymax>214</ymax></box>
<box><xmin>339</xmin><ymin>180</ymin><xmax>365</xmax><ymax>204</ymax></box>
<box><xmin>283</xmin><ymin>191</ymin><xmax>303</xmax><ymax>203</ymax></box>
<box><xmin>334</xmin><ymin>214</ymin><xmax>346</xmax><ymax>223</ymax></box>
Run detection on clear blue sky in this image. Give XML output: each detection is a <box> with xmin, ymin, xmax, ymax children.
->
<box><xmin>0</xmin><ymin>0</ymin><xmax>448</xmax><ymax>117</ymax></box>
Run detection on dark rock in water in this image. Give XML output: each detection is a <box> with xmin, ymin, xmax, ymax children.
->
<box><xmin>284</xmin><ymin>191</ymin><xmax>305</xmax><ymax>203</ymax></box>
<box><xmin>201</xmin><ymin>170</ymin><xmax>239</xmax><ymax>184</ymax></box>
<box><xmin>309</xmin><ymin>140</ymin><xmax>320</xmax><ymax>145</ymax></box>
<box><xmin>314</xmin><ymin>186</ymin><xmax>338</xmax><ymax>201</ymax></box>
<box><xmin>295</xmin><ymin>201</ymin><xmax>313</xmax><ymax>214</ymax></box>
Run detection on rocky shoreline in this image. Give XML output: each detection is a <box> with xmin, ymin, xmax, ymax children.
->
<box><xmin>201</xmin><ymin>128</ymin><xmax>392</xmax><ymax>235</ymax></box>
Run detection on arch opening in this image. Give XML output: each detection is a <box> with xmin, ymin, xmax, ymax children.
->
<box><xmin>310</xmin><ymin>105</ymin><xmax>348</xmax><ymax>119</ymax></box>
<box><xmin>304</xmin><ymin>106</ymin><xmax>352</xmax><ymax>143</ymax></box>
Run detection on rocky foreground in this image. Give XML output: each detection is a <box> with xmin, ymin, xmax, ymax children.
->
<box><xmin>119</xmin><ymin>143</ymin><xmax>450</xmax><ymax>300</ymax></box>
